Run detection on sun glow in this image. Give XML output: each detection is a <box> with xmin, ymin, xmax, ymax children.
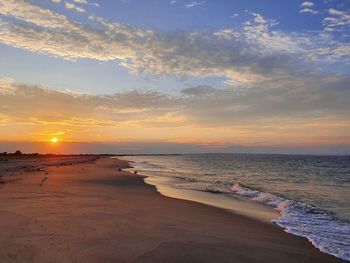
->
<box><xmin>51</xmin><ymin>137</ymin><xmax>58</xmax><ymax>143</ymax></box>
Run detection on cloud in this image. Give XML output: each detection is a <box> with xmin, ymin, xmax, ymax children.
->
<box><xmin>51</xmin><ymin>0</ymin><xmax>99</xmax><ymax>8</ymax></box>
<box><xmin>0</xmin><ymin>2</ymin><xmax>274</xmax><ymax>84</ymax></box>
<box><xmin>72</xmin><ymin>0</ymin><xmax>100</xmax><ymax>7</ymax></box>
<box><xmin>213</xmin><ymin>28</ymin><xmax>240</xmax><ymax>39</ymax></box>
<box><xmin>1</xmin><ymin>77</ymin><xmax>349</xmax><ymax>148</ymax></box>
<box><xmin>64</xmin><ymin>1</ymin><xmax>86</xmax><ymax>13</ymax></box>
<box><xmin>0</xmin><ymin>1</ymin><xmax>348</xmax><ymax>84</ymax></box>
<box><xmin>0</xmin><ymin>0</ymin><xmax>72</xmax><ymax>29</ymax></box>
<box><xmin>243</xmin><ymin>12</ymin><xmax>302</xmax><ymax>54</ymax></box>
<box><xmin>185</xmin><ymin>1</ymin><xmax>205</xmax><ymax>8</ymax></box>
<box><xmin>73</xmin><ymin>0</ymin><xmax>87</xmax><ymax>3</ymax></box>
<box><xmin>0</xmin><ymin>78</ymin><xmax>17</xmax><ymax>95</ymax></box>
<box><xmin>323</xmin><ymin>8</ymin><xmax>350</xmax><ymax>32</ymax></box>
<box><xmin>301</xmin><ymin>2</ymin><xmax>315</xmax><ymax>7</ymax></box>
<box><xmin>0</xmin><ymin>78</ymin><xmax>177</xmax><ymax>127</ymax></box>
<box><xmin>299</xmin><ymin>8</ymin><xmax>319</xmax><ymax>14</ymax></box>
<box><xmin>299</xmin><ymin>2</ymin><xmax>319</xmax><ymax>14</ymax></box>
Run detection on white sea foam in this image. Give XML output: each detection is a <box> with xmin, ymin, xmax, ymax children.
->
<box><xmin>230</xmin><ymin>183</ymin><xmax>350</xmax><ymax>261</ymax></box>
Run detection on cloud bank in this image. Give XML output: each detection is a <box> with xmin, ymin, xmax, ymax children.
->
<box><xmin>1</xmin><ymin>77</ymin><xmax>349</xmax><ymax>151</ymax></box>
<box><xmin>0</xmin><ymin>0</ymin><xmax>349</xmax><ymax>86</ymax></box>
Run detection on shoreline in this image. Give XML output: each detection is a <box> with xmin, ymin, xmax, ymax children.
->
<box><xmin>0</xmin><ymin>156</ymin><xmax>346</xmax><ymax>262</ymax></box>
<box><xmin>116</xmin><ymin>156</ymin><xmax>281</xmax><ymax>224</ymax></box>
<box><xmin>142</xmin><ymin>174</ymin><xmax>279</xmax><ymax>223</ymax></box>
<box><xmin>123</xmin><ymin>154</ymin><xmax>350</xmax><ymax>261</ymax></box>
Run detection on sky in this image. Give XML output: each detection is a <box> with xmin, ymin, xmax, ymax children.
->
<box><xmin>0</xmin><ymin>0</ymin><xmax>349</xmax><ymax>154</ymax></box>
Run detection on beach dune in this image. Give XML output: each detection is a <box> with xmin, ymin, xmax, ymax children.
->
<box><xmin>0</xmin><ymin>157</ymin><xmax>345</xmax><ymax>262</ymax></box>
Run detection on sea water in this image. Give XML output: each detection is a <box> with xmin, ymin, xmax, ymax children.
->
<box><xmin>122</xmin><ymin>154</ymin><xmax>350</xmax><ymax>261</ymax></box>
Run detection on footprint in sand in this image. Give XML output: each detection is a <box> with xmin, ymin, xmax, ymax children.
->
<box><xmin>39</xmin><ymin>174</ymin><xmax>49</xmax><ymax>187</ymax></box>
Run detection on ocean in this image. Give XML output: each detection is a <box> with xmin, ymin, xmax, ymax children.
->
<box><xmin>121</xmin><ymin>154</ymin><xmax>350</xmax><ymax>261</ymax></box>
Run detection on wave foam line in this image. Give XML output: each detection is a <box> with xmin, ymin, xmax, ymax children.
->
<box><xmin>230</xmin><ymin>183</ymin><xmax>350</xmax><ymax>261</ymax></box>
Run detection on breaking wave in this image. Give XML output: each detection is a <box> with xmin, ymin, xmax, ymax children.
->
<box><xmin>230</xmin><ymin>183</ymin><xmax>350</xmax><ymax>261</ymax></box>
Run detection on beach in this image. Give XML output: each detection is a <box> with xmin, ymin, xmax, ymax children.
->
<box><xmin>0</xmin><ymin>156</ymin><xmax>345</xmax><ymax>263</ymax></box>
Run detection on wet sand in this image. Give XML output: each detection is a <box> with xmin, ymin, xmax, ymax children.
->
<box><xmin>0</xmin><ymin>157</ymin><xmax>345</xmax><ymax>262</ymax></box>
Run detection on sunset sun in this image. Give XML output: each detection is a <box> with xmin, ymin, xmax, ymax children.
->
<box><xmin>51</xmin><ymin>137</ymin><xmax>58</xmax><ymax>143</ymax></box>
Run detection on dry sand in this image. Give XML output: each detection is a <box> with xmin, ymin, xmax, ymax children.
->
<box><xmin>0</xmin><ymin>157</ymin><xmax>345</xmax><ymax>263</ymax></box>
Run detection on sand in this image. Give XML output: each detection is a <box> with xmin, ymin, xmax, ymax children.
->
<box><xmin>0</xmin><ymin>157</ymin><xmax>345</xmax><ymax>263</ymax></box>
